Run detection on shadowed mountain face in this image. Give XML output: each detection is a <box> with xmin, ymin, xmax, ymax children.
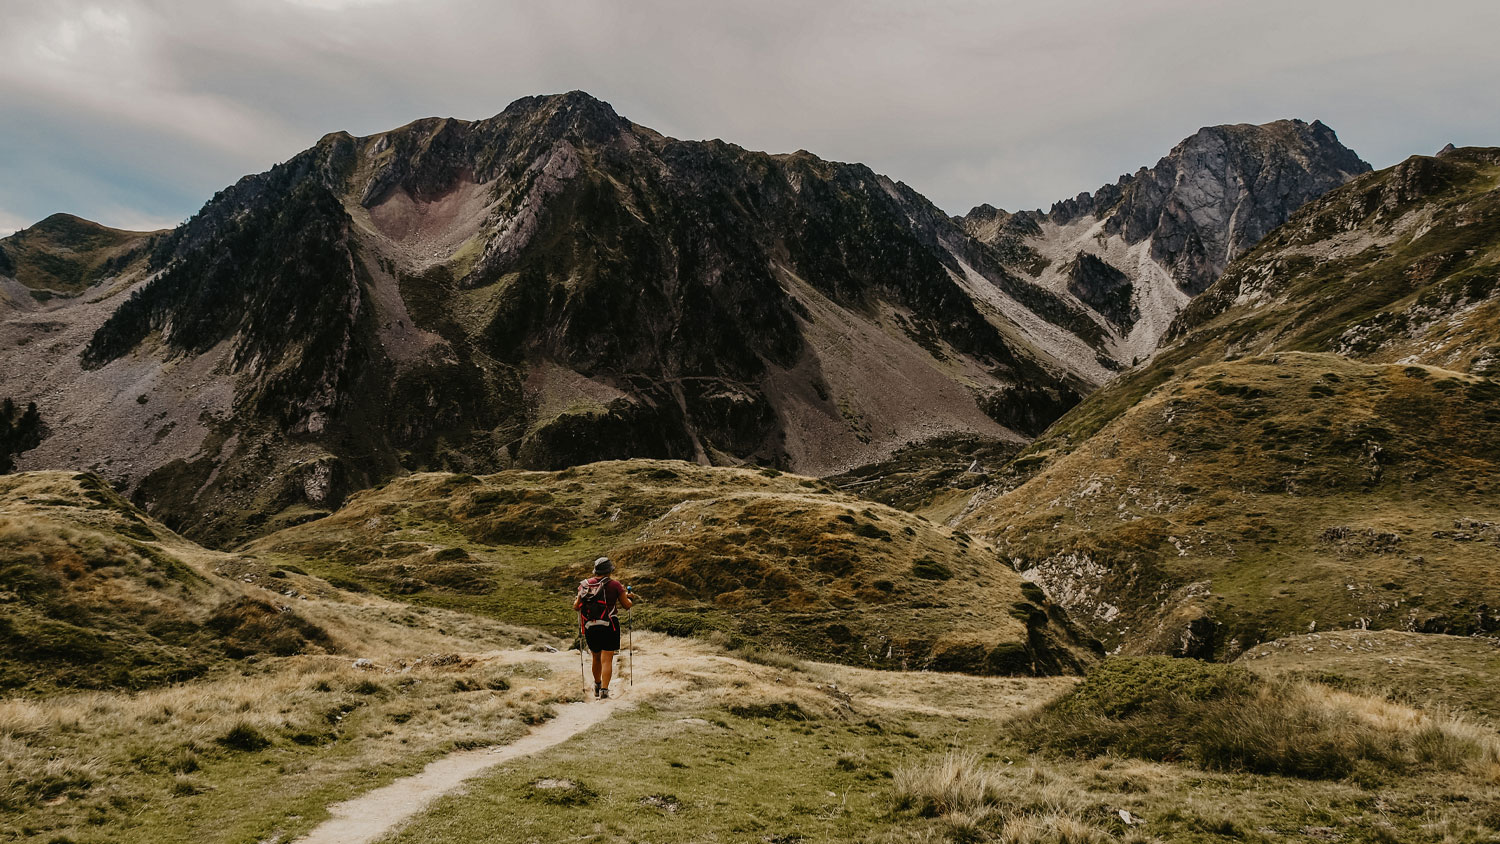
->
<box><xmin>961</xmin><ymin>120</ymin><xmax>1370</xmax><ymax>362</ymax></box>
<box><xmin>3</xmin><ymin>92</ymin><xmax>1107</xmax><ymax>543</ymax></box>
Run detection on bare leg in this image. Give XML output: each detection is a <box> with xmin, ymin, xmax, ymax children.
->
<box><xmin>591</xmin><ymin>651</ymin><xmax>603</xmax><ymax>684</ymax></box>
<box><xmin>600</xmin><ymin>651</ymin><xmax>616</xmax><ymax>690</ymax></box>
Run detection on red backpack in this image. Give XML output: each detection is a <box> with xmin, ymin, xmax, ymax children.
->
<box><xmin>577</xmin><ymin>577</ymin><xmax>615</xmax><ymax>630</ymax></box>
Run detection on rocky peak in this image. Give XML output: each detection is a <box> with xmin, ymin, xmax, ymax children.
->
<box><xmin>958</xmin><ymin>118</ymin><xmax>1369</xmax><ymax>365</ymax></box>
<box><xmin>1097</xmin><ymin>118</ymin><xmax>1370</xmax><ymax>293</ymax></box>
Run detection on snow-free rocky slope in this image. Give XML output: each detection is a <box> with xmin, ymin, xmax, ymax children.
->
<box><xmin>961</xmin><ymin>119</ymin><xmax>1370</xmax><ymax>364</ymax></box>
<box><xmin>2</xmin><ymin>92</ymin><xmax>1117</xmax><ymax>544</ymax></box>
<box><xmin>963</xmin><ymin>147</ymin><xmax>1500</xmax><ymax>658</ymax></box>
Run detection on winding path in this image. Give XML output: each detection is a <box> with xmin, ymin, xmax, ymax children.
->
<box><xmin>294</xmin><ymin>686</ymin><xmax>634</xmax><ymax>844</ymax></box>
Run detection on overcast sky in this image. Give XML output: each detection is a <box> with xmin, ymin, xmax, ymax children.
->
<box><xmin>2</xmin><ymin>0</ymin><xmax>1496</xmax><ymax>235</ymax></box>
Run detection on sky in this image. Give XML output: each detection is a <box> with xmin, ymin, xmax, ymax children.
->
<box><xmin>2</xmin><ymin>0</ymin><xmax>1497</xmax><ymax>235</ymax></box>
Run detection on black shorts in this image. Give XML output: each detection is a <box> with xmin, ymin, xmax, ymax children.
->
<box><xmin>584</xmin><ymin>625</ymin><xmax>621</xmax><ymax>652</ymax></box>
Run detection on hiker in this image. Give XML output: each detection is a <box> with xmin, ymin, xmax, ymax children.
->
<box><xmin>575</xmin><ymin>556</ymin><xmax>633</xmax><ymax>699</ymax></box>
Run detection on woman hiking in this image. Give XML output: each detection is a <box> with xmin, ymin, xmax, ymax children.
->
<box><xmin>575</xmin><ymin>557</ymin><xmax>632</xmax><ymax>699</ymax></box>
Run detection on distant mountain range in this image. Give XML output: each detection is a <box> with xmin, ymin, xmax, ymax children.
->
<box><xmin>0</xmin><ymin>92</ymin><xmax>1366</xmax><ymax>544</ymax></box>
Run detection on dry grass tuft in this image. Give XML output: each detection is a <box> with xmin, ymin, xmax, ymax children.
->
<box><xmin>893</xmin><ymin>753</ymin><xmax>1154</xmax><ymax>843</ymax></box>
<box><xmin>1017</xmin><ymin>657</ymin><xmax>1500</xmax><ymax>783</ymax></box>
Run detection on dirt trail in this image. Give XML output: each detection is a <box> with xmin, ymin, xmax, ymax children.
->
<box><xmin>294</xmin><ymin>650</ymin><xmax>658</xmax><ymax>844</ymax></box>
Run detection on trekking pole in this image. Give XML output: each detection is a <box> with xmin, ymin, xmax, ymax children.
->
<box><xmin>577</xmin><ymin>616</ymin><xmax>587</xmax><ymax>697</ymax></box>
<box><xmin>625</xmin><ymin>585</ymin><xmax>635</xmax><ymax>688</ymax></box>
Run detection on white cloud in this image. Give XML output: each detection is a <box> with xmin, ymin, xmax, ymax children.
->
<box><xmin>1</xmin><ymin>0</ymin><xmax>1497</xmax><ymax>227</ymax></box>
<box><xmin>0</xmin><ymin>209</ymin><xmax>31</xmax><ymax>237</ymax></box>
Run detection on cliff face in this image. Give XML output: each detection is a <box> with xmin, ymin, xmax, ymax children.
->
<box><xmin>962</xmin><ymin>119</ymin><xmax>1370</xmax><ymax>362</ymax></box>
<box><xmin>4</xmin><ymin>92</ymin><xmax>1106</xmax><ymax>544</ymax></box>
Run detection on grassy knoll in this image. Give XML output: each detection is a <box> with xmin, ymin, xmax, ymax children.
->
<box><xmin>250</xmin><ymin>459</ymin><xmax>1100</xmax><ymax>675</ymax></box>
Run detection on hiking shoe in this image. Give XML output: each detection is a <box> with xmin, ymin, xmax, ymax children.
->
<box><xmin>599</xmin><ymin>688</ymin><xmax>610</xmax><ymax>700</ymax></box>
<box><xmin>593</xmin><ymin>682</ymin><xmax>601</xmax><ymax>699</ymax></box>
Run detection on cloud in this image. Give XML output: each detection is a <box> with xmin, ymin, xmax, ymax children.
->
<box><xmin>0</xmin><ymin>209</ymin><xmax>31</xmax><ymax>238</ymax></box>
<box><xmin>1</xmin><ymin>0</ymin><xmax>1496</xmax><ymax>229</ymax></box>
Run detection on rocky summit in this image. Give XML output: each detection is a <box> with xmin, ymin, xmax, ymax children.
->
<box><xmin>961</xmin><ymin>119</ymin><xmax>1370</xmax><ymax>364</ymax></box>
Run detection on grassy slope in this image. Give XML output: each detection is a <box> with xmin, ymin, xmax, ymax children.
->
<box><xmin>250</xmin><ymin>459</ymin><xmax>1100</xmax><ymax>675</ymax></box>
<box><xmin>963</xmin><ymin>353</ymin><xmax>1500</xmax><ymax>658</ymax></box>
<box><xmin>7</xmin><ymin>468</ymin><xmax>1500</xmax><ymax>843</ymax></box>
<box><xmin>0</xmin><ymin>472</ymin><xmax>344</xmax><ymax>692</ymax></box>
<box><xmin>0</xmin><ymin>214</ymin><xmax>156</xmax><ymax>295</ymax></box>
<box><xmin>0</xmin><ymin>471</ymin><xmax>567</xmax><ymax>843</ymax></box>
<box><xmin>827</xmin><ymin>433</ymin><xmax>1026</xmax><ymax>522</ymax></box>
<box><xmin>1240</xmin><ymin>630</ymin><xmax>1500</xmax><ymax>725</ymax></box>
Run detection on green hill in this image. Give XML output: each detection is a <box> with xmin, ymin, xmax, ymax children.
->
<box><xmin>251</xmin><ymin>459</ymin><xmax>1100</xmax><ymax>675</ymax></box>
<box><xmin>0</xmin><ymin>472</ymin><xmax>336</xmax><ymax>692</ymax></box>
<box><xmin>963</xmin><ymin>353</ymin><xmax>1500</xmax><ymax>658</ymax></box>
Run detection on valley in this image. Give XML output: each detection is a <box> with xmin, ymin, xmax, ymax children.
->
<box><xmin>3</xmin><ymin>90</ymin><xmax>1500</xmax><ymax>844</ymax></box>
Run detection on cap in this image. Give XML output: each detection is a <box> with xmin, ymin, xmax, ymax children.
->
<box><xmin>593</xmin><ymin>557</ymin><xmax>614</xmax><ymax>575</ymax></box>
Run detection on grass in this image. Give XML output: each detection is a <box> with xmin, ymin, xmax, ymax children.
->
<box><xmin>249</xmin><ymin>459</ymin><xmax>1100</xmax><ymax>675</ymax></box>
<box><xmin>381</xmin><ymin>641</ymin><xmax>1064</xmax><ymax>844</ymax></box>
<box><xmin>0</xmin><ymin>472</ymin><xmax>331</xmax><ymax>692</ymax></box>
<box><xmin>0</xmin><ymin>643</ymin><xmax>572</xmax><ymax>843</ymax></box>
<box><xmin>1014</xmin><ymin>657</ymin><xmax>1500</xmax><ymax>782</ymax></box>
<box><xmin>1238</xmin><ymin>630</ymin><xmax>1500</xmax><ymax>724</ymax></box>
<box><xmin>966</xmin><ymin>353</ymin><xmax>1500</xmax><ymax>657</ymax></box>
<box><xmin>0</xmin><ymin>213</ymin><xmax>155</xmax><ymax>293</ymax></box>
<box><xmin>827</xmin><ymin>433</ymin><xmax>1026</xmax><ymax>521</ymax></box>
<box><xmin>378</xmin><ymin>644</ymin><xmax>1500</xmax><ymax>844</ymax></box>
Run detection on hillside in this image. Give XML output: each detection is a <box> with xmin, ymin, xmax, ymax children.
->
<box><xmin>0</xmin><ymin>214</ymin><xmax>158</xmax><ymax>298</ymax></box>
<box><xmin>962</xmin><ymin>353</ymin><xmax>1500</xmax><ymax>658</ymax></box>
<box><xmin>0</xmin><ymin>471</ymin><xmax>331</xmax><ymax>691</ymax></box>
<box><xmin>0</xmin><ymin>471</ymin><xmax>556</xmax><ymax>696</ymax></box>
<box><xmin>251</xmin><ymin>459</ymin><xmax>1101</xmax><ymax>675</ymax></box>
<box><xmin>0</xmin><ymin>92</ymin><xmax>1128</xmax><ymax>545</ymax></box>
<box><xmin>961</xmin><ymin>120</ymin><xmax>1369</xmax><ymax>362</ymax></box>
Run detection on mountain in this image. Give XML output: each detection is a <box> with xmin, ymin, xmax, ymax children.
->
<box><xmin>2</xmin><ymin>91</ymin><xmax>1112</xmax><ymax>544</ymax></box>
<box><xmin>960</xmin><ymin>148</ymin><xmax>1500</xmax><ymax>657</ymax></box>
<box><xmin>960</xmin><ymin>120</ymin><xmax>1370</xmax><ymax>363</ymax></box>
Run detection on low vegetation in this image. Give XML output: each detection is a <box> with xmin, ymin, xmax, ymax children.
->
<box><xmin>0</xmin><ymin>649</ymin><xmax>568</xmax><ymax>842</ymax></box>
<box><xmin>967</xmin><ymin>353</ymin><xmax>1500</xmax><ymax>657</ymax></box>
<box><xmin>889</xmin><ymin>652</ymin><xmax>1500</xmax><ymax>844</ymax></box>
<box><xmin>0</xmin><ymin>400</ymin><xmax>42</xmax><ymax>474</ymax></box>
<box><xmin>1239</xmin><ymin>630</ymin><xmax>1500</xmax><ymax>724</ymax></box>
<box><xmin>0</xmin><ymin>213</ymin><xmax>155</xmax><ymax>294</ymax></box>
<box><xmin>0</xmin><ymin>472</ymin><xmax>336</xmax><ymax>692</ymax></box>
<box><xmin>1015</xmin><ymin>657</ymin><xmax>1500</xmax><ymax>782</ymax></box>
<box><xmin>252</xmin><ymin>459</ymin><xmax>1100</xmax><ymax>674</ymax></box>
<box><xmin>828</xmin><ymin>433</ymin><xmax>1025</xmax><ymax>521</ymax></box>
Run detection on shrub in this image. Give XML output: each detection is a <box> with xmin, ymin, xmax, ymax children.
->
<box><xmin>911</xmin><ymin>558</ymin><xmax>954</xmax><ymax>581</ymax></box>
<box><xmin>217</xmin><ymin>723</ymin><xmax>271</xmax><ymax>752</ymax></box>
<box><xmin>892</xmin><ymin>751</ymin><xmax>1001</xmax><ymax>817</ymax></box>
<box><xmin>205</xmin><ymin>598</ymin><xmax>331</xmax><ymax>658</ymax></box>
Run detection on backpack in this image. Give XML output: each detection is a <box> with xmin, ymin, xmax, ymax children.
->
<box><xmin>577</xmin><ymin>577</ymin><xmax>615</xmax><ymax>629</ymax></box>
